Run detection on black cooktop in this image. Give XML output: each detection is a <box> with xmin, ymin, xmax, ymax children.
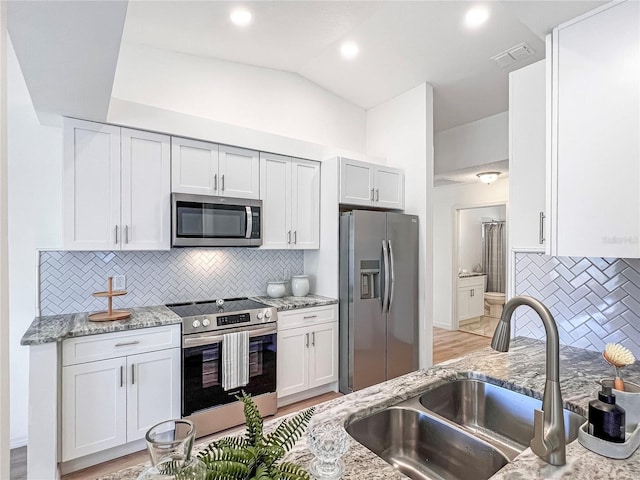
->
<box><xmin>166</xmin><ymin>298</ymin><xmax>271</xmax><ymax>318</ymax></box>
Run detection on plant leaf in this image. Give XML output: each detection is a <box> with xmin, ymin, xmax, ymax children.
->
<box><xmin>241</xmin><ymin>391</ymin><xmax>264</xmax><ymax>447</ymax></box>
<box><xmin>264</xmin><ymin>407</ymin><xmax>315</xmax><ymax>452</ymax></box>
<box><xmin>271</xmin><ymin>462</ymin><xmax>311</xmax><ymax>480</ymax></box>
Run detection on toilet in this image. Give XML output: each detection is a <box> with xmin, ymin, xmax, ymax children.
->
<box><xmin>484</xmin><ymin>292</ymin><xmax>506</xmax><ymax>319</ymax></box>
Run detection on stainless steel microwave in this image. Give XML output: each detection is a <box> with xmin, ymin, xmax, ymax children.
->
<box><xmin>171</xmin><ymin>193</ymin><xmax>262</xmax><ymax>247</ymax></box>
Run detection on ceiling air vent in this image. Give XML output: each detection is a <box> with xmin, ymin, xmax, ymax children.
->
<box><xmin>491</xmin><ymin>42</ymin><xmax>536</xmax><ymax>68</ymax></box>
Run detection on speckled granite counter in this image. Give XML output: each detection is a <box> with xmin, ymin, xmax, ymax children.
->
<box><xmin>20</xmin><ymin>305</ymin><xmax>180</xmax><ymax>345</ymax></box>
<box><xmin>251</xmin><ymin>294</ymin><xmax>338</xmax><ymax>311</ymax></box>
<box><xmin>98</xmin><ymin>337</ymin><xmax>640</xmax><ymax>480</ymax></box>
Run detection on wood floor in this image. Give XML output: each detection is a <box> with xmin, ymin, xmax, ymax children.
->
<box><xmin>11</xmin><ymin>329</ymin><xmax>487</xmax><ymax>480</ymax></box>
<box><xmin>433</xmin><ymin>326</ymin><xmax>492</xmax><ymax>364</ymax></box>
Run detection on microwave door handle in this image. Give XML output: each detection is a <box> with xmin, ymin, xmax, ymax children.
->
<box><xmin>245</xmin><ymin>206</ymin><xmax>252</xmax><ymax>238</ymax></box>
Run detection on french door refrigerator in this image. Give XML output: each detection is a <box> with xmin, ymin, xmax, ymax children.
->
<box><xmin>339</xmin><ymin>210</ymin><xmax>419</xmax><ymax>393</ymax></box>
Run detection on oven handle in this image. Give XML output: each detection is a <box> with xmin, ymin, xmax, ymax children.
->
<box><xmin>182</xmin><ymin>325</ymin><xmax>276</xmax><ymax>348</ymax></box>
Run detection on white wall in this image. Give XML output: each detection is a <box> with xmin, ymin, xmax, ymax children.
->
<box><xmin>434</xmin><ymin>111</ymin><xmax>508</xmax><ymax>174</ymax></box>
<box><xmin>6</xmin><ymin>39</ymin><xmax>69</xmax><ymax>446</ymax></box>
<box><xmin>111</xmin><ymin>43</ymin><xmax>366</xmax><ymax>154</ymax></box>
<box><xmin>433</xmin><ymin>178</ymin><xmax>508</xmax><ymax>330</ymax></box>
<box><xmin>366</xmin><ymin>83</ymin><xmax>434</xmax><ymax>368</ymax></box>
<box><xmin>458</xmin><ymin>205</ymin><xmax>506</xmax><ymax>274</ymax></box>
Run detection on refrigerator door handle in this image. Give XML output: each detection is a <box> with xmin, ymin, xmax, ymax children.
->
<box><xmin>388</xmin><ymin>239</ymin><xmax>395</xmax><ymax>311</ymax></box>
<box><xmin>382</xmin><ymin>240</ymin><xmax>390</xmax><ymax>314</ymax></box>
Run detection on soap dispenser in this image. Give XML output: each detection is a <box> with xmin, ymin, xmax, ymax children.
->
<box><xmin>588</xmin><ymin>385</ymin><xmax>626</xmax><ymax>443</ymax></box>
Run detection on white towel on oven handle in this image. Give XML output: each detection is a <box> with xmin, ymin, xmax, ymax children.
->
<box><xmin>222</xmin><ymin>331</ymin><xmax>249</xmax><ymax>391</ymax></box>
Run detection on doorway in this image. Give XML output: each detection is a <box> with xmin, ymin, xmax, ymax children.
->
<box><xmin>453</xmin><ymin>203</ymin><xmax>507</xmax><ymax>337</ymax></box>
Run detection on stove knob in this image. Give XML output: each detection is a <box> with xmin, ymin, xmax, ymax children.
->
<box><xmin>257</xmin><ymin>312</ymin><xmax>264</xmax><ymax>320</ymax></box>
<box><xmin>265</xmin><ymin>310</ymin><xmax>272</xmax><ymax>319</ymax></box>
<box><xmin>192</xmin><ymin>319</ymin><xmax>201</xmax><ymax>328</ymax></box>
<box><xmin>202</xmin><ymin>318</ymin><xmax>211</xmax><ymax>327</ymax></box>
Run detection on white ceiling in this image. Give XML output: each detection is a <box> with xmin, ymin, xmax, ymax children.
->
<box><xmin>8</xmin><ymin>0</ymin><xmax>606</xmax><ymax>131</ymax></box>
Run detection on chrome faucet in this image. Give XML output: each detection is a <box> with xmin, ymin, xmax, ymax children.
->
<box><xmin>491</xmin><ymin>295</ymin><xmax>566</xmax><ymax>466</ymax></box>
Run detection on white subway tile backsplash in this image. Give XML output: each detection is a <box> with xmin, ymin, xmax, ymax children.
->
<box><xmin>39</xmin><ymin>249</ymin><xmax>304</xmax><ymax>315</ymax></box>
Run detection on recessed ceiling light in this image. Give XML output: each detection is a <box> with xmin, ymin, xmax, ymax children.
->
<box><xmin>465</xmin><ymin>6</ymin><xmax>490</xmax><ymax>28</ymax></box>
<box><xmin>230</xmin><ymin>7</ymin><xmax>252</xmax><ymax>27</ymax></box>
<box><xmin>340</xmin><ymin>41</ymin><xmax>359</xmax><ymax>60</ymax></box>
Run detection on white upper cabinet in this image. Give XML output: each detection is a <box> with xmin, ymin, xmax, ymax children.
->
<box><xmin>63</xmin><ymin>118</ymin><xmax>170</xmax><ymax>251</ymax></box>
<box><xmin>171</xmin><ymin>137</ymin><xmax>218</xmax><ymax>195</ymax></box>
<box><xmin>260</xmin><ymin>153</ymin><xmax>319</xmax><ymax>249</ymax></box>
<box><xmin>509</xmin><ymin>60</ymin><xmax>547</xmax><ymax>252</ymax></box>
<box><xmin>171</xmin><ymin>139</ymin><xmax>260</xmax><ymax>199</ymax></box>
<box><xmin>549</xmin><ymin>1</ymin><xmax>640</xmax><ymax>258</ymax></box>
<box><xmin>218</xmin><ymin>145</ymin><xmax>260</xmax><ymax>199</ymax></box>
<box><xmin>339</xmin><ymin>158</ymin><xmax>404</xmax><ymax>210</ymax></box>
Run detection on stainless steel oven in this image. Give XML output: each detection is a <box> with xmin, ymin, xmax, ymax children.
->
<box><xmin>171</xmin><ymin>193</ymin><xmax>262</xmax><ymax>247</ymax></box>
<box><xmin>167</xmin><ymin>298</ymin><xmax>278</xmax><ymax>438</ymax></box>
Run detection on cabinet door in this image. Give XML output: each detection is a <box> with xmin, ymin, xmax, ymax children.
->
<box><xmin>308</xmin><ymin>322</ymin><xmax>338</xmax><ymax>389</ymax></box>
<box><xmin>126</xmin><ymin>348</ymin><xmax>180</xmax><ymax>442</ymax></box>
<box><xmin>509</xmin><ymin>61</ymin><xmax>546</xmax><ymax>251</ymax></box>
<box><xmin>218</xmin><ymin>145</ymin><xmax>260</xmax><ymax>199</ymax></box>
<box><xmin>63</xmin><ymin>118</ymin><xmax>121</xmax><ymax>250</ymax></box>
<box><xmin>291</xmin><ymin>159</ymin><xmax>320</xmax><ymax>249</ymax></box>
<box><xmin>121</xmin><ymin>129</ymin><xmax>171</xmax><ymax>250</ymax></box>
<box><xmin>260</xmin><ymin>153</ymin><xmax>292</xmax><ymax>249</ymax></box>
<box><xmin>374</xmin><ymin>166</ymin><xmax>404</xmax><ymax>210</ymax></box>
<box><xmin>62</xmin><ymin>357</ymin><xmax>127</xmax><ymax>461</ymax></box>
<box><xmin>340</xmin><ymin>158</ymin><xmax>373</xmax><ymax>206</ymax></box>
<box><xmin>457</xmin><ymin>287</ymin><xmax>470</xmax><ymax>322</ymax></box>
<box><xmin>171</xmin><ymin>137</ymin><xmax>219</xmax><ymax>195</ymax></box>
<box><xmin>277</xmin><ymin>327</ymin><xmax>309</xmax><ymax>398</ymax></box>
<box><xmin>551</xmin><ymin>1</ymin><xmax>640</xmax><ymax>257</ymax></box>
<box><xmin>468</xmin><ymin>287</ymin><xmax>485</xmax><ymax>319</ymax></box>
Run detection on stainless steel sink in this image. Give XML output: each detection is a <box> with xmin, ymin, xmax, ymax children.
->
<box><xmin>346</xmin><ymin>378</ymin><xmax>586</xmax><ymax>480</ymax></box>
<box><xmin>346</xmin><ymin>405</ymin><xmax>509</xmax><ymax>480</ymax></box>
<box><xmin>418</xmin><ymin>379</ymin><xmax>586</xmax><ymax>460</ymax></box>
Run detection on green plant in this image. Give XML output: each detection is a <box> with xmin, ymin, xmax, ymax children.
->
<box><xmin>198</xmin><ymin>392</ymin><xmax>315</xmax><ymax>480</ymax></box>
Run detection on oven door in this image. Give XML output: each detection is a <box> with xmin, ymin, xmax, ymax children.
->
<box><xmin>172</xmin><ymin>193</ymin><xmax>262</xmax><ymax>247</ymax></box>
<box><xmin>181</xmin><ymin>324</ymin><xmax>276</xmax><ymax>417</ymax></box>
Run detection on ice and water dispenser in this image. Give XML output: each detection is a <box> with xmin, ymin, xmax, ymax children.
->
<box><xmin>359</xmin><ymin>260</ymin><xmax>381</xmax><ymax>299</ymax></box>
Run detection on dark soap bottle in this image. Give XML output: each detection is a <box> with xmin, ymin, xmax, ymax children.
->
<box><xmin>588</xmin><ymin>386</ymin><xmax>626</xmax><ymax>443</ymax></box>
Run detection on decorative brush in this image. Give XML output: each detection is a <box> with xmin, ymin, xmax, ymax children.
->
<box><xmin>603</xmin><ymin>343</ymin><xmax>636</xmax><ymax>391</ymax></box>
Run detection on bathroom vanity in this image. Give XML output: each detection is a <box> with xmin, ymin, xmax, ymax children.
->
<box><xmin>457</xmin><ymin>274</ymin><xmax>486</xmax><ymax>322</ymax></box>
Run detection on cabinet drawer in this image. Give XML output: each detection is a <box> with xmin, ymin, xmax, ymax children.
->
<box><xmin>62</xmin><ymin>324</ymin><xmax>181</xmax><ymax>366</ymax></box>
<box><xmin>277</xmin><ymin>305</ymin><xmax>338</xmax><ymax>331</ymax></box>
<box><xmin>458</xmin><ymin>276</ymin><xmax>485</xmax><ymax>288</ymax></box>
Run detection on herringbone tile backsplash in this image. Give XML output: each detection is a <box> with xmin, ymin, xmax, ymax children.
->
<box><xmin>40</xmin><ymin>249</ymin><xmax>304</xmax><ymax>315</ymax></box>
<box><xmin>514</xmin><ymin>253</ymin><xmax>640</xmax><ymax>358</ymax></box>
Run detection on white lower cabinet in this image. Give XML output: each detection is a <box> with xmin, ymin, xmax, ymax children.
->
<box><xmin>457</xmin><ymin>276</ymin><xmax>486</xmax><ymax>323</ymax></box>
<box><xmin>277</xmin><ymin>305</ymin><xmax>338</xmax><ymax>399</ymax></box>
<box><xmin>61</xmin><ymin>325</ymin><xmax>180</xmax><ymax>461</ymax></box>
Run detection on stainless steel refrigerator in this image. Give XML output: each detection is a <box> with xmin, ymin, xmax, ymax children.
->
<box><xmin>339</xmin><ymin>210</ymin><xmax>419</xmax><ymax>393</ymax></box>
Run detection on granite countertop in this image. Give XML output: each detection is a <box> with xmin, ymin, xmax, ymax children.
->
<box><xmin>20</xmin><ymin>305</ymin><xmax>181</xmax><ymax>346</ymax></box>
<box><xmin>98</xmin><ymin>337</ymin><xmax>640</xmax><ymax>480</ymax></box>
<box><xmin>251</xmin><ymin>294</ymin><xmax>338</xmax><ymax>311</ymax></box>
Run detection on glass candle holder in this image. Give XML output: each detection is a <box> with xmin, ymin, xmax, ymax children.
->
<box><xmin>307</xmin><ymin>422</ymin><xmax>350</xmax><ymax>479</ymax></box>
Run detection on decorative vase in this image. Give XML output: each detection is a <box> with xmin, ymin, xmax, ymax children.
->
<box><xmin>136</xmin><ymin>419</ymin><xmax>206</xmax><ymax>480</ymax></box>
<box><xmin>267</xmin><ymin>280</ymin><xmax>286</xmax><ymax>298</ymax></box>
<box><xmin>291</xmin><ymin>275</ymin><xmax>310</xmax><ymax>297</ymax></box>
<box><xmin>307</xmin><ymin>422</ymin><xmax>350</xmax><ymax>479</ymax></box>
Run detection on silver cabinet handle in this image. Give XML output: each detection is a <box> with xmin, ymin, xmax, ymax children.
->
<box><xmin>303</xmin><ymin>315</ymin><xmax>317</xmax><ymax>319</ymax></box>
<box><xmin>115</xmin><ymin>225</ymin><xmax>119</xmax><ymax>245</ymax></box>
<box><xmin>115</xmin><ymin>340</ymin><xmax>140</xmax><ymax>347</ymax></box>
<box><xmin>287</xmin><ymin>230</ymin><xmax>291</xmax><ymax>244</ymax></box>
<box><xmin>382</xmin><ymin>240</ymin><xmax>390</xmax><ymax>314</ymax></box>
<box><xmin>120</xmin><ymin>366</ymin><xmax>124</xmax><ymax>388</ymax></box>
<box><xmin>221</xmin><ymin>174</ymin><xmax>225</xmax><ymax>191</ymax></box>
<box><xmin>293</xmin><ymin>231</ymin><xmax>297</xmax><ymax>244</ymax></box>
<box><xmin>311</xmin><ymin>331</ymin><xmax>315</xmax><ymax>346</ymax></box>
<box><xmin>214</xmin><ymin>173</ymin><xmax>218</xmax><ymax>191</ymax></box>
<box><xmin>371</xmin><ymin>188</ymin><xmax>374</xmax><ymax>201</ymax></box>
<box><xmin>131</xmin><ymin>364</ymin><xmax>135</xmax><ymax>385</ymax></box>
<box><xmin>305</xmin><ymin>333</ymin><xmax>309</xmax><ymax>348</ymax></box>
<box><xmin>539</xmin><ymin>212</ymin><xmax>546</xmax><ymax>244</ymax></box>
<box><xmin>125</xmin><ymin>225</ymin><xmax>129</xmax><ymax>244</ymax></box>
<box><xmin>376</xmin><ymin>188</ymin><xmax>379</xmax><ymax>201</ymax></box>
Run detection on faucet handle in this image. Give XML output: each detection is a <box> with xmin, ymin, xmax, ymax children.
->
<box><xmin>530</xmin><ymin>409</ymin><xmax>550</xmax><ymax>456</ymax></box>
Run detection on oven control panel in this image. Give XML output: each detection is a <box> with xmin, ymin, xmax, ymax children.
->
<box><xmin>217</xmin><ymin>313</ymin><xmax>251</xmax><ymax>326</ymax></box>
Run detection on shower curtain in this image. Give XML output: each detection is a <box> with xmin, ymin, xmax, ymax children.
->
<box><xmin>483</xmin><ymin>223</ymin><xmax>506</xmax><ymax>293</ymax></box>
